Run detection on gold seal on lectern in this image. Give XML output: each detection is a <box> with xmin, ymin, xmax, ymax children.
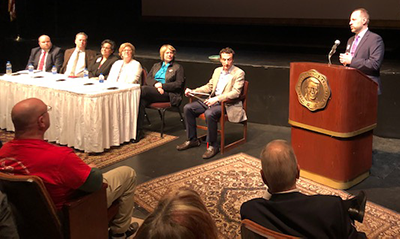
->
<box><xmin>295</xmin><ymin>69</ymin><xmax>331</xmax><ymax>111</ymax></box>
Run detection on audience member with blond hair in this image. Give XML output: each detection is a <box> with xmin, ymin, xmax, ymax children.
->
<box><xmin>134</xmin><ymin>188</ymin><xmax>218</xmax><ymax>239</ymax></box>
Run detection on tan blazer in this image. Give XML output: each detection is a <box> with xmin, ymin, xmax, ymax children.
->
<box><xmin>60</xmin><ymin>48</ymin><xmax>96</xmax><ymax>74</ymax></box>
<box><xmin>194</xmin><ymin>65</ymin><xmax>247</xmax><ymax>123</ymax></box>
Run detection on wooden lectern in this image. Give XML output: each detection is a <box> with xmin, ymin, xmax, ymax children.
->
<box><xmin>289</xmin><ymin>62</ymin><xmax>378</xmax><ymax>189</ymax></box>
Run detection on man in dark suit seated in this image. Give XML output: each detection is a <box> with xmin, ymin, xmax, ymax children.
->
<box><xmin>26</xmin><ymin>35</ymin><xmax>63</xmax><ymax>73</ymax></box>
<box><xmin>339</xmin><ymin>8</ymin><xmax>384</xmax><ymax>95</ymax></box>
<box><xmin>240</xmin><ymin>140</ymin><xmax>367</xmax><ymax>238</ymax></box>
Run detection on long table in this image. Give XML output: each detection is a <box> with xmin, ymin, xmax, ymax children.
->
<box><xmin>0</xmin><ymin>71</ymin><xmax>140</xmax><ymax>153</ymax></box>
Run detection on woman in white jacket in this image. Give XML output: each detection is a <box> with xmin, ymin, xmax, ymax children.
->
<box><xmin>107</xmin><ymin>42</ymin><xmax>142</xmax><ymax>84</ymax></box>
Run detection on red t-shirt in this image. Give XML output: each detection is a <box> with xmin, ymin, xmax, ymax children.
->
<box><xmin>0</xmin><ymin>139</ymin><xmax>91</xmax><ymax>209</ymax></box>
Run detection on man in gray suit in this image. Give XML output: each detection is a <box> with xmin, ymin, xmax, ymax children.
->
<box><xmin>26</xmin><ymin>35</ymin><xmax>63</xmax><ymax>73</ymax></box>
<box><xmin>340</xmin><ymin>8</ymin><xmax>385</xmax><ymax>94</ymax></box>
<box><xmin>176</xmin><ymin>47</ymin><xmax>246</xmax><ymax>159</ymax></box>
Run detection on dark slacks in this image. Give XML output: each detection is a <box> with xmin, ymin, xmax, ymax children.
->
<box><xmin>183</xmin><ymin>101</ymin><xmax>221</xmax><ymax>147</ymax></box>
<box><xmin>137</xmin><ymin>85</ymin><xmax>170</xmax><ymax>131</ymax></box>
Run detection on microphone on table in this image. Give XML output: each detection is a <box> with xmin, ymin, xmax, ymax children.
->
<box><xmin>328</xmin><ymin>40</ymin><xmax>340</xmax><ymax>65</ymax></box>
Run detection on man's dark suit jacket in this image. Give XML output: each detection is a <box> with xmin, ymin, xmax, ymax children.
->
<box><xmin>26</xmin><ymin>46</ymin><xmax>63</xmax><ymax>72</ymax></box>
<box><xmin>241</xmin><ymin>192</ymin><xmax>365</xmax><ymax>238</ymax></box>
<box><xmin>346</xmin><ymin>30</ymin><xmax>384</xmax><ymax>94</ymax></box>
<box><xmin>88</xmin><ymin>54</ymin><xmax>119</xmax><ymax>79</ymax></box>
<box><xmin>60</xmin><ymin>48</ymin><xmax>97</xmax><ymax>74</ymax></box>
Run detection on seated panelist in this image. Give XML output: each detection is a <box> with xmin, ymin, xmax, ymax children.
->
<box><xmin>107</xmin><ymin>42</ymin><xmax>142</xmax><ymax>84</ymax></box>
<box><xmin>136</xmin><ymin>44</ymin><xmax>184</xmax><ymax>141</ymax></box>
<box><xmin>88</xmin><ymin>39</ymin><xmax>119</xmax><ymax>79</ymax></box>
<box><xmin>61</xmin><ymin>32</ymin><xmax>96</xmax><ymax>77</ymax></box>
<box><xmin>26</xmin><ymin>35</ymin><xmax>63</xmax><ymax>73</ymax></box>
<box><xmin>176</xmin><ymin>47</ymin><xmax>246</xmax><ymax>159</ymax></box>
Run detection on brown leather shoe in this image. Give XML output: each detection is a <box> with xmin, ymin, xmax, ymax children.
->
<box><xmin>176</xmin><ymin>139</ymin><xmax>201</xmax><ymax>151</ymax></box>
<box><xmin>202</xmin><ymin>146</ymin><xmax>219</xmax><ymax>159</ymax></box>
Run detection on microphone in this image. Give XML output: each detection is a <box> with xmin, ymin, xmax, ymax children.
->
<box><xmin>328</xmin><ymin>40</ymin><xmax>340</xmax><ymax>64</ymax></box>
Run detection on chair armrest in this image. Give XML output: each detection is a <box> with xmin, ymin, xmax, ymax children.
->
<box><xmin>64</xmin><ymin>183</ymin><xmax>107</xmax><ymax>207</ymax></box>
<box><xmin>220</xmin><ymin>98</ymin><xmax>242</xmax><ymax>109</ymax></box>
<box><xmin>62</xmin><ymin>183</ymin><xmax>109</xmax><ymax>239</ymax></box>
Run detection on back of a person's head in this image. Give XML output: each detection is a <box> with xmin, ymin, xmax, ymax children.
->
<box><xmin>134</xmin><ymin>188</ymin><xmax>218</xmax><ymax>239</ymax></box>
<box><xmin>11</xmin><ymin>98</ymin><xmax>47</xmax><ymax>135</ymax></box>
<box><xmin>260</xmin><ymin>140</ymin><xmax>298</xmax><ymax>192</ymax></box>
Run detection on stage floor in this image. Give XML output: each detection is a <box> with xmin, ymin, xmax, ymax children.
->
<box><xmin>102</xmin><ymin>110</ymin><xmax>400</xmax><ymax>219</ymax></box>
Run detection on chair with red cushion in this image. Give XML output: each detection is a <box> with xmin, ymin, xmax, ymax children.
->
<box><xmin>144</xmin><ymin>77</ymin><xmax>186</xmax><ymax>138</ymax></box>
<box><xmin>190</xmin><ymin>80</ymin><xmax>249</xmax><ymax>154</ymax></box>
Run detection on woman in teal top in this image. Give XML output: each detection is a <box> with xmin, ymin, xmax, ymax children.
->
<box><xmin>136</xmin><ymin>44</ymin><xmax>185</xmax><ymax>141</ymax></box>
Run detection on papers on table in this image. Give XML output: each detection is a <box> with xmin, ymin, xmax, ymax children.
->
<box><xmin>0</xmin><ymin>72</ymin><xmax>139</xmax><ymax>95</ymax></box>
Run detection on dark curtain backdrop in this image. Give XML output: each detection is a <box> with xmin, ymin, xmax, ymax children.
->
<box><xmin>4</xmin><ymin>0</ymin><xmax>142</xmax><ymax>39</ymax></box>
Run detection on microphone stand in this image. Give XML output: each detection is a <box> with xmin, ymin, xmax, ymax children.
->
<box><xmin>328</xmin><ymin>48</ymin><xmax>336</xmax><ymax>65</ymax></box>
<box><xmin>328</xmin><ymin>41</ymin><xmax>340</xmax><ymax>65</ymax></box>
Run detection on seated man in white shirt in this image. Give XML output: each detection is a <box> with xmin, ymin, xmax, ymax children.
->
<box><xmin>61</xmin><ymin>32</ymin><xmax>96</xmax><ymax>77</ymax></box>
<box><xmin>26</xmin><ymin>35</ymin><xmax>63</xmax><ymax>73</ymax></box>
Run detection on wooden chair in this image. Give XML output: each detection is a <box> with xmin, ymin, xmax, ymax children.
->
<box><xmin>190</xmin><ymin>80</ymin><xmax>249</xmax><ymax>154</ymax></box>
<box><xmin>143</xmin><ymin>73</ymin><xmax>186</xmax><ymax>138</ymax></box>
<box><xmin>241</xmin><ymin>219</ymin><xmax>299</xmax><ymax>239</ymax></box>
<box><xmin>140</xmin><ymin>67</ymin><xmax>148</xmax><ymax>86</ymax></box>
<box><xmin>0</xmin><ymin>172</ymin><xmax>117</xmax><ymax>239</ymax></box>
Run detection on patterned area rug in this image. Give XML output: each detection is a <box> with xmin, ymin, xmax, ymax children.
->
<box><xmin>0</xmin><ymin>130</ymin><xmax>177</xmax><ymax>169</ymax></box>
<box><xmin>134</xmin><ymin>153</ymin><xmax>400</xmax><ymax>238</ymax></box>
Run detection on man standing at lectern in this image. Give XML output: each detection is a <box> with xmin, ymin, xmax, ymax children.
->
<box><xmin>339</xmin><ymin>8</ymin><xmax>384</xmax><ymax>94</ymax></box>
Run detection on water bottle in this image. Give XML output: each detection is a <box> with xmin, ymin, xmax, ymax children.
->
<box><xmin>28</xmin><ymin>63</ymin><xmax>34</xmax><ymax>77</ymax></box>
<box><xmin>6</xmin><ymin>61</ymin><xmax>12</xmax><ymax>75</ymax></box>
<box><xmin>51</xmin><ymin>65</ymin><xmax>57</xmax><ymax>75</ymax></box>
<box><xmin>83</xmin><ymin>68</ymin><xmax>89</xmax><ymax>79</ymax></box>
<box><xmin>99</xmin><ymin>73</ymin><xmax>105</xmax><ymax>83</ymax></box>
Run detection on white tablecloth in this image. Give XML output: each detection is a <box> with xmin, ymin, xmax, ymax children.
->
<box><xmin>0</xmin><ymin>71</ymin><xmax>140</xmax><ymax>153</ymax></box>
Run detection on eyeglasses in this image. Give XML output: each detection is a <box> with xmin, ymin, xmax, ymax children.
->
<box><xmin>122</xmin><ymin>49</ymin><xmax>132</xmax><ymax>52</ymax></box>
<box><xmin>40</xmin><ymin>105</ymin><xmax>52</xmax><ymax>117</ymax></box>
<box><xmin>101</xmin><ymin>46</ymin><xmax>112</xmax><ymax>50</ymax></box>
